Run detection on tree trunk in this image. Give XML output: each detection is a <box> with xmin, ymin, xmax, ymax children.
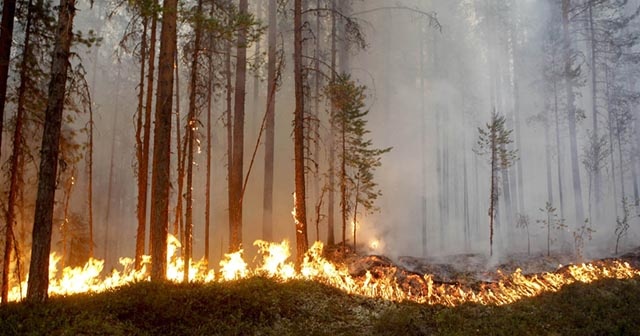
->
<box><xmin>0</xmin><ymin>0</ymin><xmax>17</xmax><ymax>157</ymax></box>
<box><xmin>562</xmin><ymin>0</ymin><xmax>585</xmax><ymax>225</ymax></box>
<box><xmin>149</xmin><ymin>0</ymin><xmax>177</xmax><ymax>281</ymax></box>
<box><xmin>174</xmin><ymin>50</ymin><xmax>185</xmax><ymax>243</ymax></box>
<box><xmin>553</xmin><ymin>79</ymin><xmax>565</xmax><ymax>219</ymax></box>
<box><xmin>104</xmin><ymin>106</ymin><xmax>118</xmax><ymax>265</ymax></box>
<box><xmin>587</xmin><ymin>2</ymin><xmax>602</xmax><ymax>221</ymax></box>
<box><xmin>26</xmin><ymin>0</ymin><xmax>76</xmax><ymax>302</ymax></box>
<box><xmin>294</xmin><ymin>0</ymin><xmax>309</xmax><ymax>263</ymax></box>
<box><xmin>229</xmin><ymin>0</ymin><xmax>249</xmax><ymax>252</ymax></box>
<box><xmin>327</xmin><ymin>0</ymin><xmax>337</xmax><ymax>246</ymax></box>
<box><xmin>137</xmin><ymin>4</ymin><xmax>157</xmax><ymax>267</ymax></box>
<box><xmin>2</xmin><ymin>0</ymin><xmax>34</xmax><ymax>304</ymax></box>
<box><xmin>263</xmin><ymin>0</ymin><xmax>277</xmax><ymax>242</ymax></box>
<box><xmin>135</xmin><ymin>14</ymin><xmax>148</xmax><ymax>270</ymax></box>
<box><xmin>184</xmin><ymin>0</ymin><xmax>203</xmax><ymax>282</ymax></box>
<box><xmin>225</xmin><ymin>37</ymin><xmax>233</xmax><ymax>250</ymax></box>
<box><xmin>204</xmin><ymin>1</ymin><xmax>215</xmax><ymax>264</ymax></box>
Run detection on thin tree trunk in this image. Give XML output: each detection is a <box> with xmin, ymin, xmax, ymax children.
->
<box><xmin>149</xmin><ymin>0</ymin><xmax>177</xmax><ymax>281</ymax></box>
<box><xmin>294</xmin><ymin>0</ymin><xmax>309</xmax><ymax>263</ymax></box>
<box><xmin>204</xmin><ymin>1</ymin><xmax>215</xmax><ymax>264</ymax></box>
<box><xmin>263</xmin><ymin>0</ymin><xmax>277</xmax><ymax>242</ymax></box>
<box><xmin>226</xmin><ymin>38</ymin><xmax>233</xmax><ymax>249</ymax></box>
<box><xmin>184</xmin><ymin>0</ymin><xmax>203</xmax><ymax>282</ymax></box>
<box><xmin>135</xmin><ymin>15</ymin><xmax>148</xmax><ymax>269</ymax></box>
<box><xmin>352</xmin><ymin>179</ymin><xmax>360</xmax><ymax>253</ymax></box>
<box><xmin>174</xmin><ymin>50</ymin><xmax>185</xmax><ymax>243</ymax></box>
<box><xmin>1</xmin><ymin>0</ymin><xmax>34</xmax><ymax>304</ymax></box>
<box><xmin>327</xmin><ymin>0</ymin><xmax>337</xmax><ymax>246</ymax></box>
<box><xmin>312</xmin><ymin>0</ymin><xmax>322</xmax><ymax>238</ymax></box>
<box><xmin>489</xmin><ymin>136</ymin><xmax>497</xmax><ymax>257</ymax></box>
<box><xmin>252</xmin><ymin>0</ymin><xmax>262</xmax><ymax>123</ymax></box>
<box><xmin>0</xmin><ymin>0</ymin><xmax>17</xmax><ymax>157</ymax></box>
<box><xmin>545</xmin><ymin>103</ymin><xmax>554</xmax><ymax>206</ymax></box>
<box><xmin>137</xmin><ymin>4</ymin><xmax>157</xmax><ymax>267</ymax></box>
<box><xmin>26</xmin><ymin>0</ymin><xmax>76</xmax><ymax>302</ymax></box>
<box><xmin>229</xmin><ymin>0</ymin><xmax>249</xmax><ymax>252</ymax></box>
<box><xmin>419</xmin><ymin>23</ymin><xmax>428</xmax><ymax>257</ymax></box>
<box><xmin>553</xmin><ymin>79</ymin><xmax>565</xmax><ymax>219</ymax></box>
<box><xmin>562</xmin><ymin>0</ymin><xmax>585</xmax><ymax>225</ymax></box>
<box><xmin>606</xmin><ymin>67</ymin><xmax>618</xmax><ymax>217</ymax></box>
<box><xmin>104</xmin><ymin>108</ymin><xmax>118</xmax><ymax>265</ymax></box>
<box><xmin>588</xmin><ymin>2</ymin><xmax>602</xmax><ymax>220</ymax></box>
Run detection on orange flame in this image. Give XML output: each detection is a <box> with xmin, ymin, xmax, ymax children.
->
<box><xmin>5</xmin><ymin>236</ymin><xmax>640</xmax><ymax>306</ymax></box>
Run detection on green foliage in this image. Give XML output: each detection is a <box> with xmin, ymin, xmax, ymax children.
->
<box><xmin>537</xmin><ymin>202</ymin><xmax>567</xmax><ymax>256</ymax></box>
<box><xmin>326</xmin><ymin>74</ymin><xmax>391</xmax><ymax>217</ymax></box>
<box><xmin>474</xmin><ymin>111</ymin><xmax>518</xmax><ymax>171</ymax></box>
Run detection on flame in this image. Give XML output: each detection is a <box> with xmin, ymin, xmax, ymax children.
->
<box><xmin>5</xmin><ymin>235</ymin><xmax>640</xmax><ymax>306</ymax></box>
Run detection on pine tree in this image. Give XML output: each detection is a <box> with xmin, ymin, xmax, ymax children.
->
<box><xmin>326</xmin><ymin>75</ymin><xmax>390</xmax><ymax>254</ymax></box>
<box><xmin>474</xmin><ymin>111</ymin><xmax>518</xmax><ymax>256</ymax></box>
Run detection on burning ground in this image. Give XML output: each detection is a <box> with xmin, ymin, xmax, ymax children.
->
<box><xmin>1</xmin><ymin>275</ymin><xmax>639</xmax><ymax>335</ymax></box>
<box><xmin>1</xmin><ymin>239</ymin><xmax>640</xmax><ymax>334</ymax></box>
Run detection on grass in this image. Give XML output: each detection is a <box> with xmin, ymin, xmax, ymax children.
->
<box><xmin>1</xmin><ymin>276</ymin><xmax>639</xmax><ymax>335</ymax></box>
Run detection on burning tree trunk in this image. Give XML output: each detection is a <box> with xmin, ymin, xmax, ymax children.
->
<box><xmin>26</xmin><ymin>0</ymin><xmax>76</xmax><ymax>302</ymax></box>
<box><xmin>293</xmin><ymin>0</ymin><xmax>309</xmax><ymax>263</ymax></box>
<box><xmin>149</xmin><ymin>0</ymin><xmax>177</xmax><ymax>281</ymax></box>
<box><xmin>263</xmin><ymin>0</ymin><xmax>277</xmax><ymax>242</ymax></box>
<box><xmin>229</xmin><ymin>0</ymin><xmax>249</xmax><ymax>252</ymax></box>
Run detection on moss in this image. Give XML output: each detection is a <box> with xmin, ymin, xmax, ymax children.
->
<box><xmin>0</xmin><ymin>277</ymin><xmax>639</xmax><ymax>335</ymax></box>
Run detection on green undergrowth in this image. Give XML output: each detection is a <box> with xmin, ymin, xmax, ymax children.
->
<box><xmin>1</xmin><ymin>276</ymin><xmax>639</xmax><ymax>335</ymax></box>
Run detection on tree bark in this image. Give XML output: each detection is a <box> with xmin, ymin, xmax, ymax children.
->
<box><xmin>149</xmin><ymin>0</ymin><xmax>177</xmax><ymax>281</ymax></box>
<box><xmin>0</xmin><ymin>0</ymin><xmax>17</xmax><ymax>157</ymax></box>
<box><xmin>136</xmin><ymin>1</ymin><xmax>158</xmax><ymax>270</ymax></box>
<box><xmin>184</xmin><ymin>0</ymin><xmax>204</xmax><ymax>282</ymax></box>
<box><xmin>562</xmin><ymin>0</ymin><xmax>585</xmax><ymax>225</ymax></box>
<box><xmin>26</xmin><ymin>0</ymin><xmax>76</xmax><ymax>302</ymax></box>
<box><xmin>294</xmin><ymin>0</ymin><xmax>309</xmax><ymax>263</ymax></box>
<box><xmin>229</xmin><ymin>0</ymin><xmax>249</xmax><ymax>252</ymax></box>
<box><xmin>327</xmin><ymin>0</ymin><xmax>337</xmax><ymax>246</ymax></box>
<box><xmin>1</xmin><ymin>0</ymin><xmax>34</xmax><ymax>304</ymax></box>
<box><xmin>263</xmin><ymin>0</ymin><xmax>277</xmax><ymax>242</ymax></box>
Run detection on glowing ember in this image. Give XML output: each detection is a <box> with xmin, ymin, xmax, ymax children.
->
<box><xmin>5</xmin><ymin>235</ymin><xmax>640</xmax><ymax>306</ymax></box>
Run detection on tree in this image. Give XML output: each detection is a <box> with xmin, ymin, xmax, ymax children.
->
<box><xmin>326</xmin><ymin>75</ymin><xmax>390</xmax><ymax>254</ymax></box>
<box><xmin>293</xmin><ymin>0</ymin><xmax>308</xmax><ymax>263</ymax></box>
<box><xmin>262</xmin><ymin>0</ymin><xmax>277</xmax><ymax>242</ymax></box>
<box><xmin>134</xmin><ymin>0</ymin><xmax>158</xmax><ymax>271</ymax></box>
<box><xmin>26</xmin><ymin>0</ymin><xmax>77</xmax><ymax>302</ymax></box>
<box><xmin>0</xmin><ymin>0</ymin><xmax>17</xmax><ymax>156</ymax></box>
<box><xmin>536</xmin><ymin>202</ymin><xmax>566</xmax><ymax>256</ymax></box>
<box><xmin>183</xmin><ymin>0</ymin><xmax>204</xmax><ymax>282</ymax></box>
<box><xmin>474</xmin><ymin>111</ymin><xmax>518</xmax><ymax>256</ymax></box>
<box><xmin>149</xmin><ymin>0</ymin><xmax>177</xmax><ymax>281</ymax></box>
<box><xmin>561</xmin><ymin>0</ymin><xmax>586</xmax><ymax>226</ymax></box>
<box><xmin>2</xmin><ymin>0</ymin><xmax>36</xmax><ymax>305</ymax></box>
<box><xmin>229</xmin><ymin>0</ymin><xmax>249</xmax><ymax>252</ymax></box>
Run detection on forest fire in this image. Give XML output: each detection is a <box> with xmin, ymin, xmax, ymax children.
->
<box><xmin>6</xmin><ymin>235</ymin><xmax>640</xmax><ymax>306</ymax></box>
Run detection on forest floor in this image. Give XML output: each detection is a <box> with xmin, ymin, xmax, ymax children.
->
<box><xmin>1</xmin><ymin>275</ymin><xmax>639</xmax><ymax>335</ymax></box>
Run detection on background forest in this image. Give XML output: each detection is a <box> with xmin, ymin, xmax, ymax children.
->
<box><xmin>2</xmin><ymin>0</ymin><xmax>640</xmax><ymax>302</ymax></box>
